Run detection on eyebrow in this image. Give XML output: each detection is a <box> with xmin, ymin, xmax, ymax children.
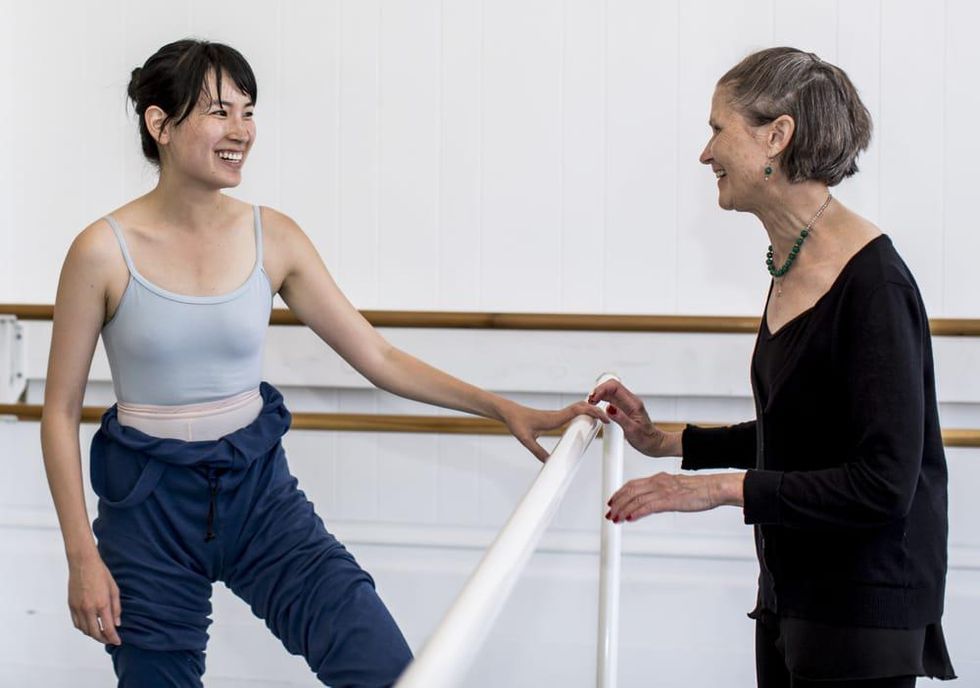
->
<box><xmin>208</xmin><ymin>99</ymin><xmax>255</xmax><ymax>109</ymax></box>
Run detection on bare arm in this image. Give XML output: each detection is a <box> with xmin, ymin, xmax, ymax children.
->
<box><xmin>40</xmin><ymin>221</ymin><xmax>121</xmax><ymax>645</ymax></box>
<box><xmin>268</xmin><ymin>209</ymin><xmax>605</xmax><ymax>460</ymax></box>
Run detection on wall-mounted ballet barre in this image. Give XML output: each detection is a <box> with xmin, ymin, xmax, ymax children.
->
<box><xmin>3</xmin><ymin>304</ymin><xmax>980</xmax><ymax>336</ymax></box>
<box><xmin>2</xmin><ymin>404</ymin><xmax>979</xmax><ymax>448</ymax></box>
<box><xmin>1</xmin><ymin>305</ymin><xmax>979</xmax><ymax>446</ymax></box>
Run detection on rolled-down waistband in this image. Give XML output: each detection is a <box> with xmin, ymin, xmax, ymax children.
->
<box><xmin>117</xmin><ymin>387</ymin><xmax>263</xmax><ymax>442</ymax></box>
<box><xmin>91</xmin><ymin>382</ymin><xmax>292</xmax><ymax>509</ymax></box>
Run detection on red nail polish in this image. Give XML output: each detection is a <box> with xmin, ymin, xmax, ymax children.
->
<box><xmin>608</xmin><ymin>406</ymin><xmax>617</xmax><ymax>416</ymax></box>
<box><xmin>626</xmin><ymin>515</ymin><xmax>633</xmax><ymax>521</ymax></box>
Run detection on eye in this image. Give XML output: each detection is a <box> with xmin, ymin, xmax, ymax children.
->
<box><xmin>211</xmin><ymin>109</ymin><xmax>228</xmax><ymax>117</ymax></box>
<box><xmin>244</xmin><ymin>110</ymin><xmax>255</xmax><ymax>119</ymax></box>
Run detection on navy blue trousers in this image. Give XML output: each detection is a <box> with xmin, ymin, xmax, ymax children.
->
<box><xmin>91</xmin><ymin>382</ymin><xmax>412</xmax><ymax>687</ymax></box>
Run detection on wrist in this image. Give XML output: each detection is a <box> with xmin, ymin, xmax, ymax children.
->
<box><xmin>715</xmin><ymin>472</ymin><xmax>745</xmax><ymax>507</ymax></box>
<box><xmin>65</xmin><ymin>536</ymin><xmax>99</xmax><ymax>564</ymax></box>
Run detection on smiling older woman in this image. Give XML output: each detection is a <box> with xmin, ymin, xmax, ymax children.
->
<box><xmin>590</xmin><ymin>47</ymin><xmax>955</xmax><ymax>688</ymax></box>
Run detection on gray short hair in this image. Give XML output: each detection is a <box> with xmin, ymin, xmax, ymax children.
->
<box><xmin>718</xmin><ymin>47</ymin><xmax>872</xmax><ymax>187</ymax></box>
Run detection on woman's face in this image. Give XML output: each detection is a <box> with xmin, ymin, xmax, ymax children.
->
<box><xmin>159</xmin><ymin>71</ymin><xmax>255</xmax><ymax>189</ymax></box>
<box><xmin>699</xmin><ymin>86</ymin><xmax>769</xmax><ymax>212</ymax></box>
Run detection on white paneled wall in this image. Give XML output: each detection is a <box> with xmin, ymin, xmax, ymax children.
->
<box><xmin>3</xmin><ymin>0</ymin><xmax>980</xmax><ymax>686</ymax></box>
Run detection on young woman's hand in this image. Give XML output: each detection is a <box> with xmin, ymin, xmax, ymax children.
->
<box><xmin>501</xmin><ymin>401</ymin><xmax>609</xmax><ymax>462</ymax></box>
<box><xmin>68</xmin><ymin>548</ymin><xmax>122</xmax><ymax>646</ymax></box>
<box><xmin>588</xmin><ymin>379</ymin><xmax>680</xmax><ymax>457</ymax></box>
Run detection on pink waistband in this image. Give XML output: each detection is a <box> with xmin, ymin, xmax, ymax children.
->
<box><xmin>116</xmin><ymin>387</ymin><xmax>263</xmax><ymax>441</ymax></box>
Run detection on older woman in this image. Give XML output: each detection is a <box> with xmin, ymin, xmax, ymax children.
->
<box><xmin>590</xmin><ymin>48</ymin><xmax>955</xmax><ymax>687</ymax></box>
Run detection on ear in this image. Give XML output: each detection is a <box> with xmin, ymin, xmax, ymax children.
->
<box><xmin>767</xmin><ymin>114</ymin><xmax>795</xmax><ymax>158</ymax></box>
<box><xmin>145</xmin><ymin>106</ymin><xmax>170</xmax><ymax>146</ymax></box>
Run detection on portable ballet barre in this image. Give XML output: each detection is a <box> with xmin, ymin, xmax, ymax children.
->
<box><xmin>395</xmin><ymin>374</ymin><xmax>625</xmax><ymax>688</ymax></box>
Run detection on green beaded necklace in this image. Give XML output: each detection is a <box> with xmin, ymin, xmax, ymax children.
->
<box><xmin>766</xmin><ymin>193</ymin><xmax>833</xmax><ymax>279</ymax></box>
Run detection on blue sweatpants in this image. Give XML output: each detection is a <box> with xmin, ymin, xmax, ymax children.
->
<box><xmin>90</xmin><ymin>382</ymin><xmax>412</xmax><ymax>687</ymax></box>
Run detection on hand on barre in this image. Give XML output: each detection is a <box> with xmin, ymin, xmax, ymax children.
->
<box><xmin>588</xmin><ymin>378</ymin><xmax>682</xmax><ymax>457</ymax></box>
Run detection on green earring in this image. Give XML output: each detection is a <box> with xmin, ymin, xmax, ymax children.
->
<box><xmin>764</xmin><ymin>162</ymin><xmax>773</xmax><ymax>181</ymax></box>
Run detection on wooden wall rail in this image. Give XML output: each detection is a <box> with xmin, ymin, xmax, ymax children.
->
<box><xmin>3</xmin><ymin>304</ymin><xmax>979</xmax><ymax>336</ymax></box>
<box><xmin>3</xmin><ymin>404</ymin><xmax>980</xmax><ymax>447</ymax></box>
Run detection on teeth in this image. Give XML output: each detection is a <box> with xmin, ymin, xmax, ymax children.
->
<box><xmin>218</xmin><ymin>151</ymin><xmax>243</xmax><ymax>162</ymax></box>
<box><xmin>715</xmin><ymin>169</ymin><xmax>726</xmax><ymax>178</ymax></box>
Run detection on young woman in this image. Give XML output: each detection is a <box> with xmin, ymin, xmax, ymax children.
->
<box><xmin>40</xmin><ymin>39</ymin><xmax>604</xmax><ymax>688</ymax></box>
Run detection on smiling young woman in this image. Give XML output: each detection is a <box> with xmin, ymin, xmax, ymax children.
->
<box><xmin>39</xmin><ymin>39</ymin><xmax>606</xmax><ymax>688</ymax></box>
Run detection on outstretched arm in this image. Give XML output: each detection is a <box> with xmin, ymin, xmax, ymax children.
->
<box><xmin>269</xmin><ymin>210</ymin><xmax>606</xmax><ymax>460</ymax></box>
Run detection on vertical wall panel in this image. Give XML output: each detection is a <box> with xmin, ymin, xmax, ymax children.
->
<box><xmin>879</xmin><ymin>1</ymin><xmax>945</xmax><ymax>314</ymax></box>
<box><xmin>279</xmin><ymin>1</ymin><xmax>342</xmax><ymax>272</ymax></box>
<box><xmin>604</xmin><ymin>0</ymin><xmax>679</xmax><ymax>314</ymax></box>
<box><xmin>337</xmin><ymin>0</ymin><xmax>382</xmax><ymax>307</ymax></box>
<box><xmin>560</xmin><ymin>0</ymin><xmax>604</xmax><ymax>312</ymax></box>
<box><xmin>335</xmin><ymin>390</ymin><xmax>380</xmax><ymax>520</ymax></box>
<box><xmin>378</xmin><ymin>0</ymin><xmax>441</xmax><ymax>309</ymax></box>
<box><xmin>772</xmin><ymin>0</ymin><xmax>838</xmax><ymax>61</ymax></box>
<box><xmin>835</xmin><ymin>0</ymin><xmax>882</xmax><ymax>223</ymax></box>
<box><xmin>676</xmin><ymin>0</ymin><xmax>774</xmax><ymax>316</ymax></box>
<box><xmin>439</xmin><ymin>0</ymin><xmax>483</xmax><ymax>310</ymax></box>
<box><xmin>11</xmin><ymin>0</ymin><xmax>126</xmax><ymax>302</ymax></box>
<box><xmin>481</xmin><ymin>0</ymin><xmax>564</xmax><ymax>311</ymax></box>
<box><xmin>944</xmin><ymin>0</ymin><xmax>980</xmax><ymax>317</ymax></box>
<box><xmin>0</xmin><ymin>0</ymin><xmax>12</xmax><ymax>300</ymax></box>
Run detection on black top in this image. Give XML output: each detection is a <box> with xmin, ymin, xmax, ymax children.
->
<box><xmin>681</xmin><ymin>236</ymin><xmax>955</xmax><ymax>678</ymax></box>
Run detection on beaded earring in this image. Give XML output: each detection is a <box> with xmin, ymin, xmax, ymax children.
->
<box><xmin>764</xmin><ymin>159</ymin><xmax>774</xmax><ymax>181</ymax></box>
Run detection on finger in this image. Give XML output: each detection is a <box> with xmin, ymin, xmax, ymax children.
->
<box><xmin>98</xmin><ymin>605</ymin><xmax>122</xmax><ymax>645</ymax></box>
<box><xmin>70</xmin><ymin>612</ymin><xmax>81</xmax><ymax>631</ymax></box>
<box><xmin>111</xmin><ymin>583</ymin><xmax>122</xmax><ymax>628</ymax></box>
<box><xmin>606</xmin><ymin>405</ymin><xmax>644</xmax><ymax>435</ymax></box>
<box><xmin>589</xmin><ymin>380</ymin><xmax>641</xmax><ymax>412</ymax></box>
<box><xmin>607</xmin><ymin>478</ymin><xmax>645</xmax><ymax>517</ymax></box>
<box><xmin>562</xmin><ymin>401</ymin><xmax>609</xmax><ymax>424</ymax></box>
<box><xmin>84</xmin><ymin>610</ymin><xmax>104</xmax><ymax>642</ymax></box>
<box><xmin>624</xmin><ymin>493</ymin><xmax>664</xmax><ymax>522</ymax></box>
<box><xmin>521</xmin><ymin>435</ymin><xmax>550</xmax><ymax>463</ymax></box>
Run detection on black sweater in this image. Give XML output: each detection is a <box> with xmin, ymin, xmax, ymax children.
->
<box><xmin>681</xmin><ymin>235</ymin><xmax>949</xmax><ymax>629</ymax></box>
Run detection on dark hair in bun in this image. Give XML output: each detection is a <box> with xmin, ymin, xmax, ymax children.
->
<box><xmin>127</xmin><ymin>39</ymin><xmax>257</xmax><ymax>165</ymax></box>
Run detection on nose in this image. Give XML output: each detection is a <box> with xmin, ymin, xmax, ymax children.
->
<box><xmin>228</xmin><ymin>115</ymin><xmax>251</xmax><ymax>144</ymax></box>
<box><xmin>698</xmin><ymin>141</ymin><xmax>712</xmax><ymax>165</ymax></box>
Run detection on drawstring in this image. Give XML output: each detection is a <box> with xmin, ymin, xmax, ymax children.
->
<box><xmin>205</xmin><ymin>469</ymin><xmax>220</xmax><ymax>542</ymax></box>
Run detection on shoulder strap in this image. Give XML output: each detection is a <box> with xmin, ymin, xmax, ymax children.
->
<box><xmin>103</xmin><ymin>215</ymin><xmax>137</xmax><ymax>275</ymax></box>
<box><xmin>252</xmin><ymin>205</ymin><xmax>264</xmax><ymax>267</ymax></box>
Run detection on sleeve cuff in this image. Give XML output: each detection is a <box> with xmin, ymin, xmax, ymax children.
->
<box><xmin>680</xmin><ymin>424</ymin><xmax>710</xmax><ymax>470</ymax></box>
<box><xmin>743</xmin><ymin>469</ymin><xmax>783</xmax><ymax>525</ymax></box>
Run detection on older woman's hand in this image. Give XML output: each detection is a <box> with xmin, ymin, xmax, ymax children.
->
<box><xmin>588</xmin><ymin>379</ymin><xmax>681</xmax><ymax>457</ymax></box>
<box><xmin>605</xmin><ymin>472</ymin><xmax>745</xmax><ymax>523</ymax></box>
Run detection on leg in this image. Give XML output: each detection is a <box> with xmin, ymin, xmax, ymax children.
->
<box><xmin>108</xmin><ymin>645</ymin><xmax>205</xmax><ymax>688</ymax></box>
<box><xmin>224</xmin><ymin>449</ymin><xmax>412</xmax><ymax>687</ymax></box>
<box><xmin>756</xmin><ymin>616</ymin><xmax>792</xmax><ymax>688</ymax></box>
<box><xmin>93</xmin><ymin>458</ymin><xmax>217</xmax><ymax>683</ymax></box>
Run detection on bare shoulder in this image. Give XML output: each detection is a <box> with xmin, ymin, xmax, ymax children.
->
<box><xmin>257</xmin><ymin>206</ymin><xmax>323</xmax><ymax>292</ymax></box>
<box><xmin>65</xmin><ymin>217</ymin><xmax>126</xmax><ymax>275</ymax></box>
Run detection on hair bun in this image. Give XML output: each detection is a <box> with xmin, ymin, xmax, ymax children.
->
<box><xmin>127</xmin><ymin>67</ymin><xmax>142</xmax><ymax>101</ymax></box>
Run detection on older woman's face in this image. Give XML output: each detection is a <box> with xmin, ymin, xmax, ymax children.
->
<box><xmin>699</xmin><ymin>87</ymin><xmax>769</xmax><ymax>212</ymax></box>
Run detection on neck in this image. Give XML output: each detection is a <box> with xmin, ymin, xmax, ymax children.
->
<box><xmin>755</xmin><ymin>180</ymin><xmax>832</xmax><ymax>262</ymax></box>
<box><xmin>145</xmin><ymin>167</ymin><xmax>231</xmax><ymax>232</ymax></box>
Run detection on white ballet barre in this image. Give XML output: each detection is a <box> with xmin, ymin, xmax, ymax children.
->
<box><xmin>395</xmin><ymin>374</ymin><xmax>625</xmax><ymax>688</ymax></box>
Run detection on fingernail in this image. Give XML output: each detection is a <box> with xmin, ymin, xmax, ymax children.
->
<box><xmin>608</xmin><ymin>406</ymin><xmax>617</xmax><ymax>416</ymax></box>
<box><xmin>626</xmin><ymin>515</ymin><xmax>633</xmax><ymax>522</ymax></box>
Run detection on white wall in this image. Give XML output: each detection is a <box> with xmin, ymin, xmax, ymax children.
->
<box><xmin>2</xmin><ymin>0</ymin><xmax>980</xmax><ymax>686</ymax></box>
